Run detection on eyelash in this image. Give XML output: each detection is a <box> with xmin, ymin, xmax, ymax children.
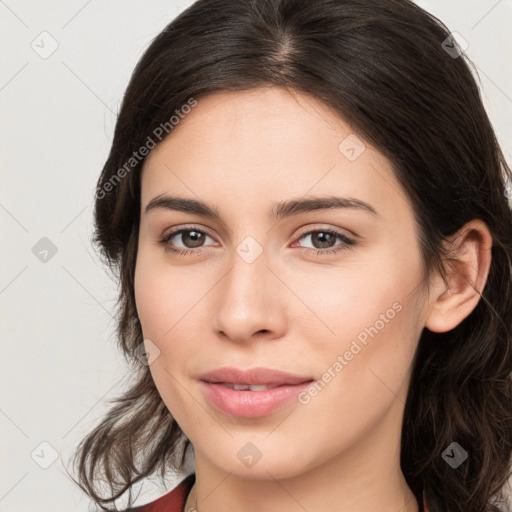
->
<box><xmin>158</xmin><ymin>225</ymin><xmax>358</xmax><ymax>257</ymax></box>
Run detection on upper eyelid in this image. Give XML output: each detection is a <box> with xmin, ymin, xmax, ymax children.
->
<box><xmin>163</xmin><ymin>225</ymin><xmax>217</xmax><ymax>241</ymax></box>
<box><xmin>294</xmin><ymin>224</ymin><xmax>356</xmax><ymax>240</ymax></box>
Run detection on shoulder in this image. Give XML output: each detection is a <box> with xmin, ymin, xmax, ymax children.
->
<box><xmin>123</xmin><ymin>473</ymin><xmax>196</xmax><ymax>512</ymax></box>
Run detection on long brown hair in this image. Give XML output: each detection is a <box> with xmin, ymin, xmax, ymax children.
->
<box><xmin>70</xmin><ymin>1</ymin><xmax>512</xmax><ymax>510</ymax></box>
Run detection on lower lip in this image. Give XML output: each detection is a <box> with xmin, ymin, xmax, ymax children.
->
<box><xmin>200</xmin><ymin>381</ymin><xmax>313</xmax><ymax>418</ymax></box>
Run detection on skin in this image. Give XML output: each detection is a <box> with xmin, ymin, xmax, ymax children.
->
<box><xmin>134</xmin><ymin>87</ymin><xmax>492</xmax><ymax>512</ymax></box>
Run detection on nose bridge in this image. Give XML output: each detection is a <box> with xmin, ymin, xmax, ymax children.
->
<box><xmin>213</xmin><ymin>237</ymin><xmax>283</xmax><ymax>341</ymax></box>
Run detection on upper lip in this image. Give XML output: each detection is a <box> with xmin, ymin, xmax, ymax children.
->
<box><xmin>199</xmin><ymin>367</ymin><xmax>314</xmax><ymax>386</ymax></box>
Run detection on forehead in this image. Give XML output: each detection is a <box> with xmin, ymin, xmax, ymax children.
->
<box><xmin>146</xmin><ymin>87</ymin><xmax>352</xmax><ymax>167</ymax></box>
<box><xmin>140</xmin><ymin>87</ymin><xmax>412</xmax><ymax>226</ymax></box>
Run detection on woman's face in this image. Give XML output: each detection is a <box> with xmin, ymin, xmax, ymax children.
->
<box><xmin>134</xmin><ymin>87</ymin><xmax>430</xmax><ymax>482</ymax></box>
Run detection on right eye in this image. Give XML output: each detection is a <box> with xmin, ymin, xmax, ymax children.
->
<box><xmin>159</xmin><ymin>226</ymin><xmax>218</xmax><ymax>255</ymax></box>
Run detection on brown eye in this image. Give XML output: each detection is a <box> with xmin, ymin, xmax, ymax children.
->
<box><xmin>172</xmin><ymin>230</ymin><xmax>206</xmax><ymax>248</ymax></box>
<box><xmin>307</xmin><ymin>231</ymin><xmax>338</xmax><ymax>249</ymax></box>
<box><xmin>296</xmin><ymin>229</ymin><xmax>357</xmax><ymax>255</ymax></box>
<box><xmin>159</xmin><ymin>227</ymin><xmax>217</xmax><ymax>255</ymax></box>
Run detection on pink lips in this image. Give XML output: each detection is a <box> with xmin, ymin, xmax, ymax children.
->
<box><xmin>199</xmin><ymin>367</ymin><xmax>314</xmax><ymax>418</ymax></box>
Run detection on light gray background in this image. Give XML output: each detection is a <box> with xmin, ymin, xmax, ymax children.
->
<box><xmin>1</xmin><ymin>1</ymin><xmax>511</xmax><ymax>510</ymax></box>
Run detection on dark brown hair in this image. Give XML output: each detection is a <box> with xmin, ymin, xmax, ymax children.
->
<box><xmin>70</xmin><ymin>0</ymin><xmax>512</xmax><ymax>510</ymax></box>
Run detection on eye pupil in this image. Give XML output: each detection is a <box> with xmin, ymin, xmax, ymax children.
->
<box><xmin>183</xmin><ymin>230</ymin><xmax>205</xmax><ymax>248</ymax></box>
<box><xmin>313</xmin><ymin>231</ymin><xmax>336</xmax><ymax>249</ymax></box>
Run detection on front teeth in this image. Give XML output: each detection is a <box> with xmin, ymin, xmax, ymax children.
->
<box><xmin>222</xmin><ymin>383</ymin><xmax>279</xmax><ymax>391</ymax></box>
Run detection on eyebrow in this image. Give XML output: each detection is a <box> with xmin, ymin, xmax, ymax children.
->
<box><xmin>144</xmin><ymin>194</ymin><xmax>380</xmax><ymax>220</ymax></box>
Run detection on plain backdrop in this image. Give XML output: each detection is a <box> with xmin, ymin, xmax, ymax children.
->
<box><xmin>1</xmin><ymin>1</ymin><xmax>511</xmax><ymax>510</ymax></box>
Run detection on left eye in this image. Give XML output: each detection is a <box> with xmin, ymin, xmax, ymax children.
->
<box><xmin>293</xmin><ymin>229</ymin><xmax>357</xmax><ymax>255</ymax></box>
<box><xmin>160</xmin><ymin>228</ymin><xmax>217</xmax><ymax>253</ymax></box>
<box><xmin>159</xmin><ymin>227</ymin><xmax>357</xmax><ymax>256</ymax></box>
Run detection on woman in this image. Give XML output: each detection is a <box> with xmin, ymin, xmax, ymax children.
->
<box><xmin>72</xmin><ymin>0</ymin><xmax>512</xmax><ymax>511</ymax></box>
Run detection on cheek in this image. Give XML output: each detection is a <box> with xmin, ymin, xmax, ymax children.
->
<box><xmin>287</xmin><ymin>272</ymin><xmax>422</xmax><ymax>462</ymax></box>
<box><xmin>295</xmin><ymin>243</ymin><xmax>424</xmax><ymax>398</ymax></box>
<box><xmin>294</xmin><ymin>242</ymin><xmax>421</xmax><ymax>343</ymax></box>
<box><xmin>134</xmin><ymin>255</ymin><xmax>203</xmax><ymax>424</ymax></box>
<box><xmin>134</xmin><ymin>246</ymin><xmax>203</xmax><ymax>341</ymax></box>
<box><xmin>134</xmin><ymin>247</ymin><xmax>214</xmax><ymax>402</ymax></box>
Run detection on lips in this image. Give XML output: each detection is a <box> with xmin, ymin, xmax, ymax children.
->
<box><xmin>198</xmin><ymin>366</ymin><xmax>313</xmax><ymax>387</ymax></box>
<box><xmin>198</xmin><ymin>367</ymin><xmax>315</xmax><ymax>417</ymax></box>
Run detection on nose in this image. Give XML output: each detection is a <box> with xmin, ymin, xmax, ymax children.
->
<box><xmin>212</xmin><ymin>245</ymin><xmax>287</xmax><ymax>344</ymax></box>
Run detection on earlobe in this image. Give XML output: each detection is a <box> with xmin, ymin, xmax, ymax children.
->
<box><xmin>425</xmin><ymin>220</ymin><xmax>493</xmax><ymax>334</ymax></box>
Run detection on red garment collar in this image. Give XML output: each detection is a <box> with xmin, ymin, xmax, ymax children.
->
<box><xmin>125</xmin><ymin>474</ymin><xmax>195</xmax><ymax>512</ymax></box>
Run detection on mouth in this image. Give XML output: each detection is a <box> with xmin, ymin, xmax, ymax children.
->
<box><xmin>199</xmin><ymin>375</ymin><xmax>314</xmax><ymax>418</ymax></box>
<box><xmin>198</xmin><ymin>366</ymin><xmax>314</xmax><ymax>387</ymax></box>
<box><xmin>213</xmin><ymin>383</ymin><xmax>284</xmax><ymax>391</ymax></box>
<box><xmin>198</xmin><ymin>366</ymin><xmax>315</xmax><ymax>417</ymax></box>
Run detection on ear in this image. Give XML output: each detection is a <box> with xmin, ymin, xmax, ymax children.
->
<box><xmin>425</xmin><ymin>219</ymin><xmax>493</xmax><ymax>333</ymax></box>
